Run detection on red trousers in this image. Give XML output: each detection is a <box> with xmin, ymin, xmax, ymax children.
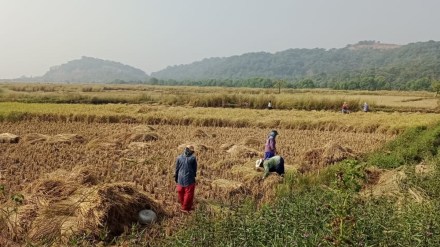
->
<box><xmin>177</xmin><ymin>183</ymin><xmax>195</xmax><ymax>211</ymax></box>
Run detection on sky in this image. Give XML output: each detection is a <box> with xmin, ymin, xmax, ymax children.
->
<box><xmin>1</xmin><ymin>0</ymin><xmax>439</xmax><ymax>79</ymax></box>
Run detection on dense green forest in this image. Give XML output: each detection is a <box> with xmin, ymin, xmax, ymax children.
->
<box><xmin>150</xmin><ymin>41</ymin><xmax>440</xmax><ymax>91</ymax></box>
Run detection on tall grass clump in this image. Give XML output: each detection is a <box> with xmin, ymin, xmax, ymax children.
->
<box><xmin>367</xmin><ymin>124</ymin><xmax>440</xmax><ymax>169</ymax></box>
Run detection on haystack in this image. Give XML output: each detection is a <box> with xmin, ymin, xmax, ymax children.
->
<box><xmin>361</xmin><ymin>167</ymin><xmax>427</xmax><ymax>203</ymax></box>
<box><xmin>211</xmin><ymin>179</ymin><xmax>249</xmax><ymax>197</ymax></box>
<box><xmin>48</xmin><ymin>134</ymin><xmax>86</xmax><ymax>144</ymax></box>
<box><xmin>131</xmin><ymin>125</ymin><xmax>156</xmax><ymax>133</ymax></box>
<box><xmin>226</xmin><ymin>145</ymin><xmax>259</xmax><ymax>158</ymax></box>
<box><xmin>86</xmin><ymin>138</ymin><xmax>122</xmax><ymax>150</ymax></box>
<box><xmin>212</xmin><ymin>159</ymin><xmax>239</xmax><ymax>169</ymax></box>
<box><xmin>240</xmin><ymin>137</ymin><xmax>261</xmax><ymax>148</ymax></box>
<box><xmin>3</xmin><ymin>167</ymin><xmax>165</xmax><ymax>244</ymax></box>
<box><xmin>300</xmin><ymin>141</ymin><xmax>356</xmax><ymax>173</ymax></box>
<box><xmin>230</xmin><ymin>164</ymin><xmax>261</xmax><ymax>183</ymax></box>
<box><xmin>415</xmin><ymin>163</ymin><xmax>434</xmax><ymax>175</ymax></box>
<box><xmin>193</xmin><ymin>129</ymin><xmax>210</xmax><ymax>138</ymax></box>
<box><xmin>22</xmin><ymin>133</ymin><xmax>50</xmax><ymax>144</ymax></box>
<box><xmin>22</xmin><ymin>133</ymin><xmax>85</xmax><ymax>145</ymax></box>
<box><xmin>103</xmin><ymin>132</ymin><xmax>159</xmax><ymax>148</ymax></box>
<box><xmin>178</xmin><ymin>143</ymin><xmax>212</xmax><ymax>152</ymax></box>
<box><xmin>124</xmin><ymin>132</ymin><xmax>159</xmax><ymax>143</ymax></box>
<box><xmin>220</xmin><ymin>143</ymin><xmax>234</xmax><ymax>151</ymax></box>
<box><xmin>360</xmin><ymin>168</ymin><xmax>406</xmax><ymax>200</ymax></box>
<box><xmin>0</xmin><ymin>133</ymin><xmax>19</xmax><ymax>143</ymax></box>
<box><xmin>128</xmin><ymin>142</ymin><xmax>151</xmax><ymax>150</ymax></box>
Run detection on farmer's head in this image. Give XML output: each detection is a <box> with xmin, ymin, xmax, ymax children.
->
<box><xmin>269</xmin><ymin>130</ymin><xmax>278</xmax><ymax>137</ymax></box>
<box><xmin>184</xmin><ymin>145</ymin><xmax>194</xmax><ymax>156</ymax></box>
<box><xmin>255</xmin><ymin>158</ymin><xmax>264</xmax><ymax>169</ymax></box>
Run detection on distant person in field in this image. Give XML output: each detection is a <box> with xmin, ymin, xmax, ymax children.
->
<box><xmin>341</xmin><ymin>102</ymin><xmax>350</xmax><ymax>114</ymax></box>
<box><xmin>267</xmin><ymin>101</ymin><xmax>273</xmax><ymax>110</ymax></box>
<box><xmin>174</xmin><ymin>145</ymin><xmax>197</xmax><ymax>213</ymax></box>
<box><xmin>363</xmin><ymin>102</ymin><xmax>369</xmax><ymax>112</ymax></box>
<box><xmin>255</xmin><ymin>155</ymin><xmax>285</xmax><ymax>179</ymax></box>
<box><xmin>264</xmin><ymin>130</ymin><xmax>278</xmax><ymax>159</ymax></box>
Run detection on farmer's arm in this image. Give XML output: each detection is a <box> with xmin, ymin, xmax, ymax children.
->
<box><xmin>263</xmin><ymin>161</ymin><xmax>270</xmax><ymax>178</ymax></box>
<box><xmin>174</xmin><ymin>158</ymin><xmax>180</xmax><ymax>182</ymax></box>
<box><xmin>269</xmin><ymin>138</ymin><xmax>275</xmax><ymax>152</ymax></box>
<box><xmin>192</xmin><ymin>157</ymin><xmax>197</xmax><ymax>178</ymax></box>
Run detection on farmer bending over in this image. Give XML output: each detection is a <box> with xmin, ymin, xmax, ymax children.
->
<box><xmin>255</xmin><ymin>155</ymin><xmax>285</xmax><ymax>179</ymax></box>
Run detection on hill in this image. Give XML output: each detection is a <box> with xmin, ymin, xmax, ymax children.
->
<box><xmin>151</xmin><ymin>40</ymin><xmax>440</xmax><ymax>90</ymax></box>
<box><xmin>40</xmin><ymin>56</ymin><xmax>149</xmax><ymax>83</ymax></box>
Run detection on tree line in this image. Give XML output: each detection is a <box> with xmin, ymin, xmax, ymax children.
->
<box><xmin>149</xmin><ymin>40</ymin><xmax>440</xmax><ymax>91</ymax></box>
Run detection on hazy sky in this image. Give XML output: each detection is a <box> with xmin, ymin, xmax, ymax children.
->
<box><xmin>1</xmin><ymin>0</ymin><xmax>439</xmax><ymax>78</ymax></box>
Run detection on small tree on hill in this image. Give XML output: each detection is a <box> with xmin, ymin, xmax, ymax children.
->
<box><xmin>431</xmin><ymin>80</ymin><xmax>440</xmax><ymax>96</ymax></box>
<box><xmin>273</xmin><ymin>79</ymin><xmax>287</xmax><ymax>94</ymax></box>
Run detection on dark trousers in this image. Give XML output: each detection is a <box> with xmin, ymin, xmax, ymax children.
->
<box><xmin>276</xmin><ymin>157</ymin><xmax>285</xmax><ymax>175</ymax></box>
<box><xmin>264</xmin><ymin>151</ymin><xmax>275</xmax><ymax>159</ymax></box>
<box><xmin>269</xmin><ymin>157</ymin><xmax>285</xmax><ymax>175</ymax></box>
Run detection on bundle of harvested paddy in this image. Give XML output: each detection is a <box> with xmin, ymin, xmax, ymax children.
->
<box><xmin>3</xmin><ymin>166</ymin><xmax>165</xmax><ymax>245</ymax></box>
<box><xmin>86</xmin><ymin>138</ymin><xmax>122</xmax><ymax>150</ymax></box>
<box><xmin>226</xmin><ymin>145</ymin><xmax>260</xmax><ymax>158</ymax></box>
<box><xmin>178</xmin><ymin>143</ymin><xmax>212</xmax><ymax>152</ymax></box>
<box><xmin>300</xmin><ymin>141</ymin><xmax>356</xmax><ymax>173</ymax></box>
<box><xmin>128</xmin><ymin>142</ymin><xmax>151</xmax><ymax>150</ymax></box>
<box><xmin>131</xmin><ymin>125</ymin><xmax>156</xmax><ymax>133</ymax></box>
<box><xmin>193</xmin><ymin>129</ymin><xmax>210</xmax><ymax>138</ymax></box>
<box><xmin>0</xmin><ymin>133</ymin><xmax>19</xmax><ymax>143</ymax></box>
<box><xmin>124</xmin><ymin>132</ymin><xmax>159</xmax><ymax>143</ymax></box>
<box><xmin>22</xmin><ymin>133</ymin><xmax>86</xmax><ymax>145</ymax></box>
<box><xmin>47</xmin><ymin>134</ymin><xmax>86</xmax><ymax>144</ymax></box>
<box><xmin>220</xmin><ymin>143</ymin><xmax>234</xmax><ymax>151</ymax></box>
<box><xmin>240</xmin><ymin>137</ymin><xmax>261</xmax><ymax>148</ymax></box>
<box><xmin>115</xmin><ymin>132</ymin><xmax>159</xmax><ymax>144</ymax></box>
<box><xmin>211</xmin><ymin>179</ymin><xmax>250</xmax><ymax>197</ymax></box>
<box><xmin>22</xmin><ymin>133</ymin><xmax>50</xmax><ymax>144</ymax></box>
<box><xmin>360</xmin><ymin>167</ymin><xmax>412</xmax><ymax>202</ymax></box>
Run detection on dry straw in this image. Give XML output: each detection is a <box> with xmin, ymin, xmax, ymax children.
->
<box><xmin>3</xmin><ymin>166</ymin><xmax>165</xmax><ymax>245</ymax></box>
<box><xmin>300</xmin><ymin>141</ymin><xmax>356</xmax><ymax>173</ymax></box>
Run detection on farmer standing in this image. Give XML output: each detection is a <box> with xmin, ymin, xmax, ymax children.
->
<box><xmin>174</xmin><ymin>145</ymin><xmax>197</xmax><ymax>213</ymax></box>
<box><xmin>264</xmin><ymin>130</ymin><xmax>278</xmax><ymax>159</ymax></box>
<box><xmin>341</xmin><ymin>102</ymin><xmax>349</xmax><ymax>114</ymax></box>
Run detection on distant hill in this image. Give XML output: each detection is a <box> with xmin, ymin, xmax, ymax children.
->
<box><xmin>151</xmin><ymin>40</ymin><xmax>440</xmax><ymax>90</ymax></box>
<box><xmin>40</xmin><ymin>56</ymin><xmax>149</xmax><ymax>83</ymax></box>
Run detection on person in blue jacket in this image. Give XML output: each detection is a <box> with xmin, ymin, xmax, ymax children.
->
<box><xmin>174</xmin><ymin>145</ymin><xmax>198</xmax><ymax>213</ymax></box>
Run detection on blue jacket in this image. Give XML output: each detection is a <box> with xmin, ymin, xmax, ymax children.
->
<box><xmin>175</xmin><ymin>153</ymin><xmax>197</xmax><ymax>187</ymax></box>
